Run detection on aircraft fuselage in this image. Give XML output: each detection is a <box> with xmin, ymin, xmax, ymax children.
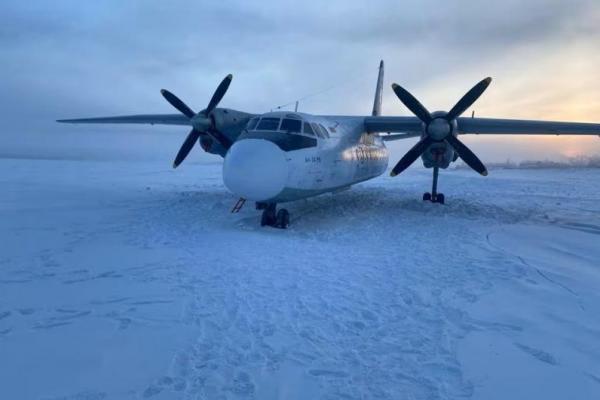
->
<box><xmin>222</xmin><ymin>112</ymin><xmax>389</xmax><ymax>203</ymax></box>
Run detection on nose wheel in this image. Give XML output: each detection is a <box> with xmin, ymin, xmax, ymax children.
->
<box><xmin>259</xmin><ymin>203</ymin><xmax>290</xmax><ymax>229</ymax></box>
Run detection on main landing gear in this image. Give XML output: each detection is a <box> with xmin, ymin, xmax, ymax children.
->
<box><xmin>257</xmin><ymin>203</ymin><xmax>290</xmax><ymax>229</ymax></box>
<box><xmin>423</xmin><ymin>166</ymin><xmax>445</xmax><ymax>204</ymax></box>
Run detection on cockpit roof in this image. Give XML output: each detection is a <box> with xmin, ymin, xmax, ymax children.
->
<box><xmin>255</xmin><ymin>111</ymin><xmax>309</xmax><ymax>120</ymax></box>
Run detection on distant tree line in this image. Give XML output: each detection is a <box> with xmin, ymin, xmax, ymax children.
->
<box><xmin>454</xmin><ymin>155</ymin><xmax>600</xmax><ymax>170</ymax></box>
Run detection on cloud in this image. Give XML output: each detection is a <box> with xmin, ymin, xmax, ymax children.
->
<box><xmin>1</xmin><ymin>0</ymin><xmax>599</xmax><ymax>161</ymax></box>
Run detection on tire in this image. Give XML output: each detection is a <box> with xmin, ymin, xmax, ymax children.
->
<box><xmin>261</xmin><ymin>211</ymin><xmax>270</xmax><ymax>226</ymax></box>
<box><xmin>436</xmin><ymin>193</ymin><xmax>445</xmax><ymax>204</ymax></box>
<box><xmin>276</xmin><ymin>209</ymin><xmax>290</xmax><ymax>229</ymax></box>
<box><xmin>423</xmin><ymin>192</ymin><xmax>431</xmax><ymax>201</ymax></box>
<box><xmin>261</xmin><ymin>209</ymin><xmax>275</xmax><ymax>226</ymax></box>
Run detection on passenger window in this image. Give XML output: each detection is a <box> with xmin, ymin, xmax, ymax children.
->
<box><xmin>246</xmin><ymin>118</ymin><xmax>259</xmax><ymax>130</ymax></box>
<box><xmin>303</xmin><ymin>122</ymin><xmax>315</xmax><ymax>136</ymax></box>
<box><xmin>318</xmin><ymin>124</ymin><xmax>330</xmax><ymax>138</ymax></box>
<box><xmin>256</xmin><ymin>118</ymin><xmax>280</xmax><ymax>131</ymax></box>
<box><xmin>280</xmin><ymin>118</ymin><xmax>302</xmax><ymax>133</ymax></box>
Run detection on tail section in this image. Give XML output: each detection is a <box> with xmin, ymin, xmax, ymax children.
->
<box><xmin>372</xmin><ymin>60</ymin><xmax>384</xmax><ymax>116</ymax></box>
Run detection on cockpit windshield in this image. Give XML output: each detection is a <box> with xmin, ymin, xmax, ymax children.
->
<box><xmin>280</xmin><ymin>118</ymin><xmax>302</xmax><ymax>133</ymax></box>
<box><xmin>302</xmin><ymin>122</ymin><xmax>315</xmax><ymax>136</ymax></box>
<box><xmin>256</xmin><ymin>118</ymin><xmax>280</xmax><ymax>131</ymax></box>
<box><xmin>246</xmin><ymin>117</ymin><xmax>259</xmax><ymax>130</ymax></box>
<box><xmin>241</xmin><ymin>115</ymin><xmax>318</xmax><ymax>152</ymax></box>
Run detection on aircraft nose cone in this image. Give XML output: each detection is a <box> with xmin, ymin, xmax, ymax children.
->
<box><xmin>223</xmin><ymin>139</ymin><xmax>288</xmax><ymax>201</ymax></box>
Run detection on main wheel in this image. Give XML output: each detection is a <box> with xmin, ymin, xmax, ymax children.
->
<box><xmin>261</xmin><ymin>208</ymin><xmax>276</xmax><ymax>226</ymax></box>
<box><xmin>423</xmin><ymin>192</ymin><xmax>432</xmax><ymax>201</ymax></box>
<box><xmin>276</xmin><ymin>209</ymin><xmax>290</xmax><ymax>229</ymax></box>
<box><xmin>436</xmin><ymin>193</ymin><xmax>445</xmax><ymax>204</ymax></box>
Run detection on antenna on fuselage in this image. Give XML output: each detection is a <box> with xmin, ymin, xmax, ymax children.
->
<box><xmin>294</xmin><ymin>101</ymin><xmax>299</xmax><ymax>112</ymax></box>
<box><xmin>269</xmin><ymin>65</ymin><xmax>378</xmax><ymax>113</ymax></box>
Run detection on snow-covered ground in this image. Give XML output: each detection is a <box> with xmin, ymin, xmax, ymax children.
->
<box><xmin>1</xmin><ymin>157</ymin><xmax>599</xmax><ymax>400</ymax></box>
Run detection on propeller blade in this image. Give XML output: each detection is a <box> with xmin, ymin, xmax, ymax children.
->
<box><xmin>173</xmin><ymin>128</ymin><xmax>202</xmax><ymax>168</ymax></box>
<box><xmin>445</xmin><ymin>135</ymin><xmax>488</xmax><ymax>176</ymax></box>
<box><xmin>446</xmin><ymin>77</ymin><xmax>492</xmax><ymax>121</ymax></box>
<box><xmin>205</xmin><ymin>74</ymin><xmax>233</xmax><ymax>115</ymax></box>
<box><xmin>161</xmin><ymin>89</ymin><xmax>196</xmax><ymax>119</ymax></box>
<box><xmin>390</xmin><ymin>136</ymin><xmax>435</xmax><ymax>177</ymax></box>
<box><xmin>391</xmin><ymin>83</ymin><xmax>432</xmax><ymax>124</ymax></box>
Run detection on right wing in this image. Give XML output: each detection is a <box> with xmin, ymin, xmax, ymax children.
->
<box><xmin>365</xmin><ymin>115</ymin><xmax>600</xmax><ymax>136</ymax></box>
<box><xmin>457</xmin><ymin>117</ymin><xmax>600</xmax><ymax>136</ymax></box>
<box><xmin>380</xmin><ymin>132</ymin><xmax>422</xmax><ymax>141</ymax></box>
<box><xmin>57</xmin><ymin>114</ymin><xmax>191</xmax><ymax>126</ymax></box>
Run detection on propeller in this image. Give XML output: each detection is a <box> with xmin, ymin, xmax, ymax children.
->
<box><xmin>161</xmin><ymin>74</ymin><xmax>233</xmax><ymax>168</ymax></box>
<box><xmin>389</xmin><ymin>78</ymin><xmax>491</xmax><ymax>177</ymax></box>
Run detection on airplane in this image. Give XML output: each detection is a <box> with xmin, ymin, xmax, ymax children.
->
<box><xmin>58</xmin><ymin>61</ymin><xmax>600</xmax><ymax>229</ymax></box>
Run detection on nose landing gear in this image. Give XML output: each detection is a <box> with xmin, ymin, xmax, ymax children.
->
<box><xmin>423</xmin><ymin>166</ymin><xmax>445</xmax><ymax>204</ymax></box>
<box><xmin>258</xmin><ymin>203</ymin><xmax>290</xmax><ymax>229</ymax></box>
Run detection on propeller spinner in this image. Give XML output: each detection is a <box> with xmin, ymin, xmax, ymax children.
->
<box><xmin>161</xmin><ymin>74</ymin><xmax>233</xmax><ymax>168</ymax></box>
<box><xmin>389</xmin><ymin>78</ymin><xmax>491</xmax><ymax>177</ymax></box>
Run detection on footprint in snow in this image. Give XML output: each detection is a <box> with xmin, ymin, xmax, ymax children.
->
<box><xmin>514</xmin><ymin>343</ymin><xmax>558</xmax><ymax>365</ymax></box>
<box><xmin>309</xmin><ymin>369</ymin><xmax>349</xmax><ymax>378</ymax></box>
<box><xmin>40</xmin><ymin>389</ymin><xmax>107</xmax><ymax>400</ymax></box>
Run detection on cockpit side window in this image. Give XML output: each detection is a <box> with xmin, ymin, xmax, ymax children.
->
<box><xmin>318</xmin><ymin>124</ymin><xmax>330</xmax><ymax>138</ymax></box>
<box><xmin>280</xmin><ymin>118</ymin><xmax>302</xmax><ymax>133</ymax></box>
<box><xmin>303</xmin><ymin>122</ymin><xmax>315</xmax><ymax>136</ymax></box>
<box><xmin>246</xmin><ymin>117</ymin><xmax>259</xmax><ymax>130</ymax></box>
<box><xmin>311</xmin><ymin>123</ymin><xmax>324</xmax><ymax>138</ymax></box>
<box><xmin>256</xmin><ymin>118</ymin><xmax>281</xmax><ymax>131</ymax></box>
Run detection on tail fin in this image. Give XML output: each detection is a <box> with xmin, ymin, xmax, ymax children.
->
<box><xmin>372</xmin><ymin>60</ymin><xmax>384</xmax><ymax>116</ymax></box>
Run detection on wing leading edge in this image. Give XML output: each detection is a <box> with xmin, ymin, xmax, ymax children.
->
<box><xmin>57</xmin><ymin>114</ymin><xmax>191</xmax><ymax>126</ymax></box>
<box><xmin>365</xmin><ymin>116</ymin><xmax>600</xmax><ymax>137</ymax></box>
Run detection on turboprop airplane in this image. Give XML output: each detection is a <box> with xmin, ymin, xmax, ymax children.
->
<box><xmin>58</xmin><ymin>61</ymin><xmax>600</xmax><ymax>228</ymax></box>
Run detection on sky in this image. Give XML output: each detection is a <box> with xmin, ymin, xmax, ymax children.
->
<box><xmin>1</xmin><ymin>0</ymin><xmax>600</xmax><ymax>162</ymax></box>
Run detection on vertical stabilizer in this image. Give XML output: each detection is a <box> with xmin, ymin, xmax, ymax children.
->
<box><xmin>372</xmin><ymin>60</ymin><xmax>384</xmax><ymax>116</ymax></box>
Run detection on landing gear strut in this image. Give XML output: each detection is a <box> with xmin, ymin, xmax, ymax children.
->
<box><xmin>423</xmin><ymin>166</ymin><xmax>445</xmax><ymax>204</ymax></box>
<box><xmin>259</xmin><ymin>203</ymin><xmax>290</xmax><ymax>229</ymax></box>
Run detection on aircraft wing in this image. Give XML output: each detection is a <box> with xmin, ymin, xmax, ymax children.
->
<box><xmin>457</xmin><ymin>117</ymin><xmax>600</xmax><ymax>136</ymax></box>
<box><xmin>365</xmin><ymin>116</ymin><xmax>423</xmax><ymax>135</ymax></box>
<box><xmin>380</xmin><ymin>132</ymin><xmax>422</xmax><ymax>141</ymax></box>
<box><xmin>57</xmin><ymin>114</ymin><xmax>191</xmax><ymax>126</ymax></box>
<box><xmin>365</xmin><ymin>116</ymin><xmax>600</xmax><ymax>136</ymax></box>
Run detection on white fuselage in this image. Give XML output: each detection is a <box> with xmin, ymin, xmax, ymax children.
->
<box><xmin>222</xmin><ymin>113</ymin><xmax>389</xmax><ymax>203</ymax></box>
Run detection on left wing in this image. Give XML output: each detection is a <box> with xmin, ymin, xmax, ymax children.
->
<box><xmin>365</xmin><ymin>116</ymin><xmax>600</xmax><ymax>136</ymax></box>
<box><xmin>57</xmin><ymin>114</ymin><xmax>191</xmax><ymax>126</ymax></box>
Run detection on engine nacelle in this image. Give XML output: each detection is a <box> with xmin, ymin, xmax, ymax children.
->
<box><xmin>421</xmin><ymin>138</ymin><xmax>456</xmax><ymax>169</ymax></box>
<box><xmin>199</xmin><ymin>108</ymin><xmax>255</xmax><ymax>156</ymax></box>
<box><xmin>211</xmin><ymin>108</ymin><xmax>254</xmax><ymax>140</ymax></box>
<box><xmin>420</xmin><ymin>111</ymin><xmax>458</xmax><ymax>169</ymax></box>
